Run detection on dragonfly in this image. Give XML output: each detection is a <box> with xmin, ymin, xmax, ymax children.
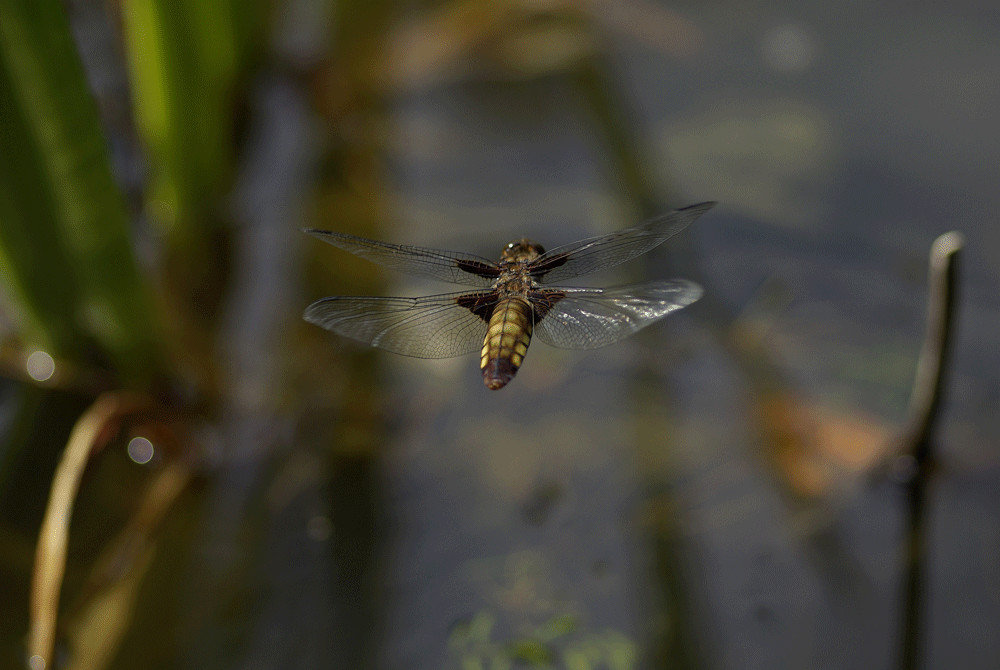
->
<box><xmin>304</xmin><ymin>201</ymin><xmax>715</xmax><ymax>390</ymax></box>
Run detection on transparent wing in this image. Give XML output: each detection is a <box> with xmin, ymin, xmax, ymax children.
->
<box><xmin>533</xmin><ymin>280</ymin><xmax>703</xmax><ymax>349</ymax></box>
<box><xmin>529</xmin><ymin>202</ymin><xmax>715</xmax><ymax>284</ymax></box>
<box><xmin>304</xmin><ymin>291</ymin><xmax>495</xmax><ymax>359</ymax></box>
<box><xmin>304</xmin><ymin>229</ymin><xmax>500</xmax><ymax>287</ymax></box>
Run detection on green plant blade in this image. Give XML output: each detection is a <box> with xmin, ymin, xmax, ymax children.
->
<box><xmin>0</xmin><ymin>0</ymin><xmax>163</xmax><ymax>385</ymax></box>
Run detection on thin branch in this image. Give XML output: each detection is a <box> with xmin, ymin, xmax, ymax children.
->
<box><xmin>896</xmin><ymin>231</ymin><xmax>963</xmax><ymax>670</ymax></box>
<box><xmin>901</xmin><ymin>231</ymin><xmax>964</xmax><ymax>457</ymax></box>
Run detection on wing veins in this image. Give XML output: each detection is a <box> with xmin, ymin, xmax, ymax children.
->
<box><xmin>304</xmin><ymin>229</ymin><xmax>499</xmax><ymax>287</ymax></box>
<box><xmin>533</xmin><ymin>280</ymin><xmax>703</xmax><ymax>349</ymax></box>
<box><xmin>304</xmin><ymin>291</ymin><xmax>497</xmax><ymax>358</ymax></box>
<box><xmin>533</xmin><ymin>202</ymin><xmax>715</xmax><ymax>283</ymax></box>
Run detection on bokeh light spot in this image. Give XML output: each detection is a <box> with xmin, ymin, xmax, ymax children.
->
<box><xmin>28</xmin><ymin>655</ymin><xmax>46</xmax><ymax>670</ymax></box>
<box><xmin>127</xmin><ymin>436</ymin><xmax>155</xmax><ymax>464</ymax></box>
<box><xmin>306</xmin><ymin>515</ymin><xmax>333</xmax><ymax>542</ymax></box>
<box><xmin>761</xmin><ymin>23</ymin><xmax>817</xmax><ymax>73</ymax></box>
<box><xmin>26</xmin><ymin>350</ymin><xmax>56</xmax><ymax>382</ymax></box>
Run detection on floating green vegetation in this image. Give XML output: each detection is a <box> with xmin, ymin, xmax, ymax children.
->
<box><xmin>449</xmin><ymin>610</ymin><xmax>637</xmax><ymax>670</ymax></box>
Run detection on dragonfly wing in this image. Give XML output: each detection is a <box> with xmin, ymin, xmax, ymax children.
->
<box><xmin>304</xmin><ymin>229</ymin><xmax>499</xmax><ymax>287</ymax></box>
<box><xmin>304</xmin><ymin>291</ymin><xmax>496</xmax><ymax>358</ymax></box>
<box><xmin>532</xmin><ymin>280</ymin><xmax>703</xmax><ymax>350</ymax></box>
<box><xmin>530</xmin><ymin>202</ymin><xmax>715</xmax><ymax>283</ymax></box>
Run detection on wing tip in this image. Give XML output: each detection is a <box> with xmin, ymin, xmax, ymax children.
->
<box><xmin>303</xmin><ymin>228</ymin><xmax>362</xmax><ymax>243</ymax></box>
<box><xmin>682</xmin><ymin>201</ymin><xmax>717</xmax><ymax>215</ymax></box>
<box><xmin>682</xmin><ymin>280</ymin><xmax>705</xmax><ymax>306</ymax></box>
<box><xmin>302</xmin><ymin>298</ymin><xmax>335</xmax><ymax>325</ymax></box>
<box><xmin>641</xmin><ymin>279</ymin><xmax>704</xmax><ymax>307</ymax></box>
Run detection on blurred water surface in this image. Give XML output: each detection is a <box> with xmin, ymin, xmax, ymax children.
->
<box><xmin>1</xmin><ymin>1</ymin><xmax>998</xmax><ymax>669</ymax></box>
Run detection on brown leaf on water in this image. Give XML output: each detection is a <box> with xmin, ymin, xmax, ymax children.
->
<box><xmin>758</xmin><ymin>391</ymin><xmax>893</xmax><ymax>499</ymax></box>
<box><xmin>589</xmin><ymin>0</ymin><xmax>704</xmax><ymax>57</ymax></box>
<box><xmin>382</xmin><ymin>0</ymin><xmax>704</xmax><ymax>92</ymax></box>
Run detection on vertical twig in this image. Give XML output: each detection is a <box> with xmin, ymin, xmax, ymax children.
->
<box><xmin>896</xmin><ymin>231</ymin><xmax>963</xmax><ymax>670</ymax></box>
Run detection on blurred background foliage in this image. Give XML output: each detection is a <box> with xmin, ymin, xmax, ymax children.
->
<box><xmin>1</xmin><ymin>1</ymin><xmax>998</xmax><ymax>669</ymax></box>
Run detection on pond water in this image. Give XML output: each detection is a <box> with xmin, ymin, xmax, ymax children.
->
<box><xmin>3</xmin><ymin>1</ymin><xmax>999</xmax><ymax>669</ymax></box>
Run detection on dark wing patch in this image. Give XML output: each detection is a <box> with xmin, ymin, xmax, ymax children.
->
<box><xmin>525</xmin><ymin>254</ymin><xmax>571</xmax><ymax>280</ymax></box>
<box><xmin>532</xmin><ymin>280</ymin><xmax>703</xmax><ymax>349</ymax></box>
<box><xmin>304</xmin><ymin>291</ymin><xmax>498</xmax><ymax>358</ymax></box>
<box><xmin>456</xmin><ymin>292</ymin><xmax>499</xmax><ymax>323</ymax></box>
<box><xmin>455</xmin><ymin>259</ymin><xmax>502</xmax><ymax>279</ymax></box>
<box><xmin>528</xmin><ymin>289</ymin><xmax>567</xmax><ymax>322</ymax></box>
<box><xmin>529</xmin><ymin>202</ymin><xmax>715</xmax><ymax>283</ymax></box>
<box><xmin>305</xmin><ymin>229</ymin><xmax>499</xmax><ymax>287</ymax></box>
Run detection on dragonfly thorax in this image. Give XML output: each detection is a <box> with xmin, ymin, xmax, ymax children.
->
<box><xmin>501</xmin><ymin>239</ymin><xmax>545</xmax><ymax>263</ymax></box>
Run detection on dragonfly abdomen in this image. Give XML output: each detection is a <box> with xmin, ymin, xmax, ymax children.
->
<box><xmin>481</xmin><ymin>298</ymin><xmax>534</xmax><ymax>390</ymax></box>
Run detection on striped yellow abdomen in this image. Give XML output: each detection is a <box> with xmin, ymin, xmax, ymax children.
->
<box><xmin>481</xmin><ymin>298</ymin><xmax>533</xmax><ymax>390</ymax></box>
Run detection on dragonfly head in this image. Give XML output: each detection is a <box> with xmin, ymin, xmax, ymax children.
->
<box><xmin>501</xmin><ymin>238</ymin><xmax>545</xmax><ymax>263</ymax></box>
